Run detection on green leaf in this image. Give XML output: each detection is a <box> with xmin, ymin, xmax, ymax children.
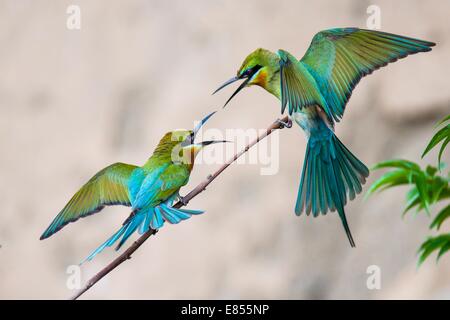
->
<box><xmin>422</xmin><ymin>124</ymin><xmax>450</xmax><ymax>159</ymax></box>
<box><xmin>436</xmin><ymin>114</ymin><xmax>450</xmax><ymax>127</ymax></box>
<box><xmin>365</xmin><ymin>170</ymin><xmax>409</xmax><ymax>198</ymax></box>
<box><xmin>369</xmin><ymin>114</ymin><xmax>450</xmax><ymax>266</ymax></box>
<box><xmin>371</xmin><ymin>159</ymin><xmax>421</xmax><ymax>172</ymax></box>
<box><xmin>438</xmin><ymin>241</ymin><xmax>450</xmax><ymax>260</ymax></box>
<box><xmin>418</xmin><ymin>234</ymin><xmax>450</xmax><ymax>265</ymax></box>
<box><xmin>430</xmin><ymin>176</ymin><xmax>447</xmax><ymax>204</ymax></box>
<box><xmin>426</xmin><ymin>165</ymin><xmax>437</xmax><ymax>177</ymax></box>
<box><xmin>430</xmin><ymin>205</ymin><xmax>450</xmax><ymax>230</ymax></box>
<box><xmin>415</xmin><ymin>174</ymin><xmax>430</xmax><ymax>213</ymax></box>
<box><xmin>436</xmin><ymin>188</ymin><xmax>450</xmax><ymax>202</ymax></box>
<box><xmin>438</xmin><ymin>136</ymin><xmax>450</xmax><ymax>169</ymax></box>
<box><xmin>403</xmin><ymin>188</ymin><xmax>420</xmax><ymax>215</ymax></box>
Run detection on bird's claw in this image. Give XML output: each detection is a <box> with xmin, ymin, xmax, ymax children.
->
<box><xmin>277</xmin><ymin>118</ymin><xmax>292</xmax><ymax>129</ymax></box>
<box><xmin>178</xmin><ymin>196</ymin><xmax>188</xmax><ymax>206</ymax></box>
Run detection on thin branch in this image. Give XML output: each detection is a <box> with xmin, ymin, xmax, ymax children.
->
<box><xmin>70</xmin><ymin>115</ymin><xmax>289</xmax><ymax>300</ymax></box>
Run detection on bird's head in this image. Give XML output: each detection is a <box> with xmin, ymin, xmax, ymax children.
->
<box><xmin>153</xmin><ymin>112</ymin><xmax>227</xmax><ymax>168</ymax></box>
<box><xmin>213</xmin><ymin>48</ymin><xmax>280</xmax><ymax>107</ymax></box>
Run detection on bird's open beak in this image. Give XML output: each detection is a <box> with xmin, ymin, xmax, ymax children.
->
<box><xmin>213</xmin><ymin>75</ymin><xmax>251</xmax><ymax>108</ymax></box>
<box><xmin>193</xmin><ymin>111</ymin><xmax>216</xmax><ymax>140</ymax></box>
<box><xmin>199</xmin><ymin>140</ymin><xmax>229</xmax><ymax>146</ymax></box>
<box><xmin>212</xmin><ymin>76</ymin><xmax>241</xmax><ymax>94</ymax></box>
<box><xmin>192</xmin><ymin>113</ymin><xmax>230</xmax><ymax>147</ymax></box>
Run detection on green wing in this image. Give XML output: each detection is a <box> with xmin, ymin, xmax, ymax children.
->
<box><xmin>278</xmin><ymin>49</ymin><xmax>326</xmax><ymax>115</ymax></box>
<box><xmin>40</xmin><ymin>162</ymin><xmax>138</xmax><ymax>239</ymax></box>
<box><xmin>299</xmin><ymin>28</ymin><xmax>435</xmax><ymax>122</ymax></box>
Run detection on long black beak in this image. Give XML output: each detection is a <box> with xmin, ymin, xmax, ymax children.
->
<box><xmin>193</xmin><ymin>111</ymin><xmax>216</xmax><ymax>139</ymax></box>
<box><xmin>213</xmin><ymin>75</ymin><xmax>251</xmax><ymax>108</ymax></box>
<box><xmin>212</xmin><ymin>76</ymin><xmax>240</xmax><ymax>95</ymax></box>
<box><xmin>200</xmin><ymin>140</ymin><xmax>230</xmax><ymax>146</ymax></box>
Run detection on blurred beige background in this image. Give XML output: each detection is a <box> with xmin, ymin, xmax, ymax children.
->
<box><xmin>0</xmin><ymin>0</ymin><xmax>449</xmax><ymax>299</ymax></box>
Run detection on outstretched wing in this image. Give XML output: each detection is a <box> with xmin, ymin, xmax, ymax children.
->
<box><xmin>40</xmin><ymin>162</ymin><xmax>138</xmax><ymax>239</ymax></box>
<box><xmin>278</xmin><ymin>49</ymin><xmax>326</xmax><ymax>116</ymax></box>
<box><xmin>300</xmin><ymin>28</ymin><xmax>435</xmax><ymax>122</ymax></box>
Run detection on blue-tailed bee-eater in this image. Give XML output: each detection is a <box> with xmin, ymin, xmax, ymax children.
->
<box><xmin>41</xmin><ymin>112</ymin><xmax>226</xmax><ymax>261</ymax></box>
<box><xmin>214</xmin><ymin>28</ymin><xmax>435</xmax><ymax>246</ymax></box>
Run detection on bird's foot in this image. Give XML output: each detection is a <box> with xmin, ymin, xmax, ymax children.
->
<box><xmin>178</xmin><ymin>195</ymin><xmax>189</xmax><ymax>206</ymax></box>
<box><xmin>277</xmin><ymin>118</ymin><xmax>292</xmax><ymax>129</ymax></box>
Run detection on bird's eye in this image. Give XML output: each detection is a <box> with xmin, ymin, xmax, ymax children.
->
<box><xmin>242</xmin><ymin>65</ymin><xmax>262</xmax><ymax>78</ymax></box>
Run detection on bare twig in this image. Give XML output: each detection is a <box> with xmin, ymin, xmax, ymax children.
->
<box><xmin>70</xmin><ymin>116</ymin><xmax>289</xmax><ymax>300</ymax></box>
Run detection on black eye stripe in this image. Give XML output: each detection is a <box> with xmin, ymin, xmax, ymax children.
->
<box><xmin>244</xmin><ymin>65</ymin><xmax>262</xmax><ymax>77</ymax></box>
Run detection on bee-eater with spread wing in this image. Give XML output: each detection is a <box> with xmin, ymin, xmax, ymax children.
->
<box><xmin>214</xmin><ymin>28</ymin><xmax>435</xmax><ymax>246</ymax></box>
<box><xmin>40</xmin><ymin>112</ymin><xmax>225</xmax><ymax>261</ymax></box>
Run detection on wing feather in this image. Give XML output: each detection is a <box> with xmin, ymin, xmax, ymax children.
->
<box><xmin>277</xmin><ymin>28</ymin><xmax>435</xmax><ymax>122</ymax></box>
<box><xmin>40</xmin><ymin>162</ymin><xmax>138</xmax><ymax>239</ymax></box>
<box><xmin>300</xmin><ymin>28</ymin><xmax>435</xmax><ymax>121</ymax></box>
<box><xmin>278</xmin><ymin>49</ymin><xmax>326</xmax><ymax>115</ymax></box>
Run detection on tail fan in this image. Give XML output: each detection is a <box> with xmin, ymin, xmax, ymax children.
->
<box><xmin>81</xmin><ymin>204</ymin><xmax>204</xmax><ymax>263</ymax></box>
<box><xmin>295</xmin><ymin>130</ymin><xmax>369</xmax><ymax>247</ymax></box>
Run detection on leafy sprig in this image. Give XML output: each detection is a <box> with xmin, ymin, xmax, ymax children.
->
<box><xmin>368</xmin><ymin>115</ymin><xmax>450</xmax><ymax>265</ymax></box>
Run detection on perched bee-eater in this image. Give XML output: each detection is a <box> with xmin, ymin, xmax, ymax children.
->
<box><xmin>41</xmin><ymin>112</ymin><xmax>225</xmax><ymax>261</ymax></box>
<box><xmin>214</xmin><ymin>28</ymin><xmax>435</xmax><ymax>246</ymax></box>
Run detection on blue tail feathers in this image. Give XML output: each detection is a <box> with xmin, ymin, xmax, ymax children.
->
<box><xmin>295</xmin><ymin>129</ymin><xmax>369</xmax><ymax>247</ymax></box>
<box><xmin>82</xmin><ymin>204</ymin><xmax>204</xmax><ymax>263</ymax></box>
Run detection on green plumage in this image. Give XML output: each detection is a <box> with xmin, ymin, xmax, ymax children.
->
<box><xmin>215</xmin><ymin>27</ymin><xmax>435</xmax><ymax>246</ymax></box>
<box><xmin>281</xmin><ymin>28</ymin><xmax>435</xmax><ymax>122</ymax></box>
<box><xmin>41</xmin><ymin>112</ymin><xmax>222</xmax><ymax>260</ymax></box>
<box><xmin>296</xmin><ymin>123</ymin><xmax>369</xmax><ymax>247</ymax></box>
<box><xmin>40</xmin><ymin>163</ymin><xmax>137</xmax><ymax>239</ymax></box>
